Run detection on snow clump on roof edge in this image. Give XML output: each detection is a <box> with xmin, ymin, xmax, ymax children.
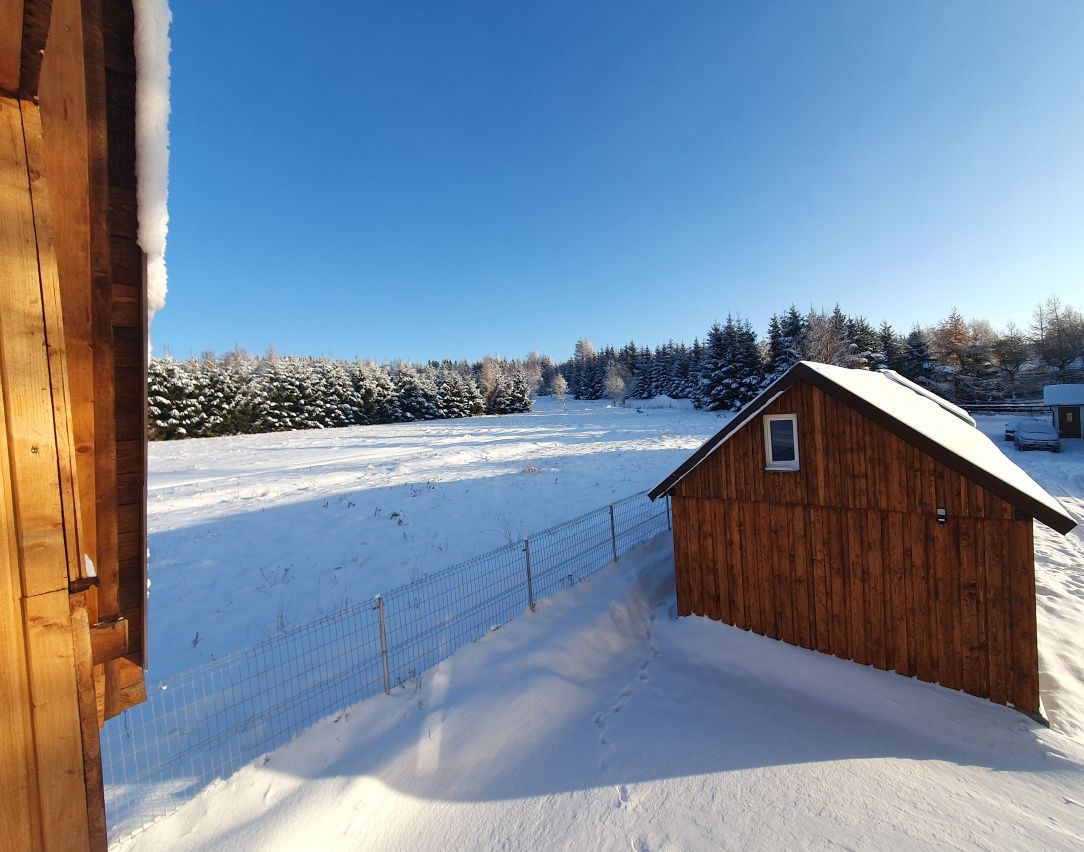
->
<box><xmin>134</xmin><ymin>0</ymin><xmax>171</xmax><ymax>323</ymax></box>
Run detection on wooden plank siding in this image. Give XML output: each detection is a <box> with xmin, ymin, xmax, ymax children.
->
<box><xmin>38</xmin><ymin>0</ymin><xmax>148</xmax><ymax>712</ymax></box>
<box><xmin>1</xmin><ymin>83</ymin><xmax>101</xmax><ymax>850</ymax></box>
<box><xmin>671</xmin><ymin>381</ymin><xmax>1041</xmax><ymax>714</ymax></box>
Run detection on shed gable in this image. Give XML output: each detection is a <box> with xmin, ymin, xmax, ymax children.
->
<box><xmin>674</xmin><ymin>381</ymin><xmax>1016</xmax><ymax>521</ymax></box>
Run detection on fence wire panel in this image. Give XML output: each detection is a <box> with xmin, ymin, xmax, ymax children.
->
<box><xmin>613</xmin><ymin>492</ymin><xmax>670</xmax><ymax>555</ymax></box>
<box><xmin>528</xmin><ymin>505</ymin><xmax>614</xmax><ymax>600</ymax></box>
<box><xmin>103</xmin><ymin>491</ymin><xmax>670</xmax><ymax>846</ymax></box>
<box><xmin>102</xmin><ymin>601</ymin><xmax>383</xmax><ymax>840</ymax></box>
<box><xmin>382</xmin><ymin>541</ymin><xmax>529</xmax><ymax>690</ymax></box>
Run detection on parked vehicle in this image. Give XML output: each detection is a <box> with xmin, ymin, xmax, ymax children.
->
<box><xmin>1004</xmin><ymin>420</ymin><xmax>1019</xmax><ymax>441</ymax></box>
<box><xmin>1013</xmin><ymin>419</ymin><xmax>1061</xmax><ymax>452</ymax></box>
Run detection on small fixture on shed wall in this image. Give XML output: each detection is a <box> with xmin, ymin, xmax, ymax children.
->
<box><xmin>936</xmin><ymin>508</ymin><xmax>947</xmax><ymax>525</ymax></box>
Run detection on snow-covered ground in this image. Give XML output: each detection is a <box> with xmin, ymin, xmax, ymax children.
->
<box><xmin>147</xmin><ymin>396</ymin><xmax>718</xmax><ymax>681</ymax></box>
<box><xmin>132</xmin><ymin>406</ymin><xmax>1084</xmax><ymax>849</ymax></box>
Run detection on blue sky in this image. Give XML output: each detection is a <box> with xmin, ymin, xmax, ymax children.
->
<box><xmin>154</xmin><ymin>1</ymin><xmax>1084</xmax><ymax>363</ymax></box>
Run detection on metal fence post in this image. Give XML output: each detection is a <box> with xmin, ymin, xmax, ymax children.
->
<box><xmin>523</xmin><ymin>538</ymin><xmax>535</xmax><ymax>612</ymax></box>
<box><xmin>666</xmin><ymin>494</ymin><xmax>672</xmax><ymax>530</ymax></box>
<box><xmin>376</xmin><ymin>594</ymin><xmax>391</xmax><ymax>695</ymax></box>
<box><xmin>609</xmin><ymin>504</ymin><xmax>618</xmax><ymax>561</ymax></box>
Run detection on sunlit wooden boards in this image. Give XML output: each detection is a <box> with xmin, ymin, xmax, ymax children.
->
<box><xmin>670</xmin><ymin>380</ymin><xmax>1042</xmax><ymax>715</ymax></box>
<box><xmin>0</xmin><ymin>91</ymin><xmax>98</xmax><ymax>851</ymax></box>
<box><xmin>37</xmin><ymin>0</ymin><xmax>148</xmax><ymax>715</ymax></box>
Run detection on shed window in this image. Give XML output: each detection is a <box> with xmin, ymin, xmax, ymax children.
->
<box><xmin>764</xmin><ymin>414</ymin><xmax>799</xmax><ymax>470</ymax></box>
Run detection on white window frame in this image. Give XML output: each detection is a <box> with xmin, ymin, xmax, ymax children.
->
<box><xmin>764</xmin><ymin>413</ymin><xmax>800</xmax><ymax>471</ymax></box>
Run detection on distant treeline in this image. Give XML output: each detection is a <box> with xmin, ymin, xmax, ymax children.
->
<box><xmin>149</xmin><ymin>295</ymin><xmax>1083</xmax><ymax>440</ymax></box>
<box><xmin>556</xmin><ymin>296</ymin><xmax>1084</xmax><ymax>411</ymax></box>
<box><xmin>148</xmin><ymin>355</ymin><xmax>535</xmax><ymax>440</ymax></box>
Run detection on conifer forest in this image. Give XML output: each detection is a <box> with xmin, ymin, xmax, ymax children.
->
<box><xmin>148</xmin><ymin>296</ymin><xmax>1084</xmax><ymax>440</ymax></box>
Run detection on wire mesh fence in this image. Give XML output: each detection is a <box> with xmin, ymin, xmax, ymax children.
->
<box><xmin>102</xmin><ymin>490</ymin><xmax>671</xmax><ymax>844</ymax></box>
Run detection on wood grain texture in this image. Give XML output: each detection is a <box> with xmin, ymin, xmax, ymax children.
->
<box><xmin>70</xmin><ymin>592</ymin><xmax>108</xmax><ymax>851</ymax></box>
<box><xmin>0</xmin><ymin>358</ymin><xmax>42</xmax><ymax>852</ymax></box>
<box><xmin>0</xmin><ymin>0</ymin><xmax>24</xmax><ymax>93</ymax></box>
<box><xmin>22</xmin><ymin>99</ymin><xmax>86</xmax><ymax>586</ymax></box>
<box><xmin>39</xmin><ymin>0</ymin><xmax>100</xmax><ymax>589</ymax></box>
<box><xmin>0</xmin><ymin>94</ymin><xmax>70</xmax><ymax>598</ymax></box>
<box><xmin>24</xmin><ymin>589</ymin><xmax>92</xmax><ymax>849</ymax></box>
<box><xmin>671</xmin><ymin>379</ymin><xmax>1042</xmax><ymax>714</ymax></box>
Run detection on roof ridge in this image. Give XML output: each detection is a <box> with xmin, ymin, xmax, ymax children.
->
<box><xmin>877</xmin><ymin>368</ymin><xmax>976</xmax><ymax>428</ymax></box>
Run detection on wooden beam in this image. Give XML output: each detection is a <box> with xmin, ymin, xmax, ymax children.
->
<box><xmin>70</xmin><ymin>592</ymin><xmax>108</xmax><ymax>850</ymax></box>
<box><xmin>21</xmin><ymin>97</ymin><xmax>86</xmax><ymax>586</ymax></box>
<box><xmin>38</xmin><ymin>0</ymin><xmax>99</xmax><ymax>603</ymax></box>
<box><xmin>89</xmin><ymin>615</ymin><xmax>127</xmax><ymax>664</ymax></box>
<box><xmin>104</xmin><ymin>656</ymin><xmax>146</xmax><ymax>718</ymax></box>
<box><xmin>0</xmin><ymin>94</ymin><xmax>73</xmax><ymax>597</ymax></box>
<box><xmin>0</xmin><ymin>324</ymin><xmax>43</xmax><ymax>852</ymax></box>
<box><xmin>23</xmin><ymin>589</ymin><xmax>92</xmax><ymax>850</ymax></box>
<box><xmin>2</xmin><ymin>90</ymin><xmax>99</xmax><ymax>851</ymax></box>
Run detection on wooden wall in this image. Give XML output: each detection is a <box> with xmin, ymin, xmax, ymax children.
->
<box><xmin>671</xmin><ymin>381</ymin><xmax>1040</xmax><ymax>713</ymax></box>
<box><xmin>1</xmin><ymin>0</ymin><xmax>147</xmax><ymax>846</ymax></box>
<box><xmin>0</xmin><ymin>91</ymin><xmax>102</xmax><ymax>850</ymax></box>
<box><xmin>39</xmin><ymin>0</ymin><xmax>147</xmax><ymax>718</ymax></box>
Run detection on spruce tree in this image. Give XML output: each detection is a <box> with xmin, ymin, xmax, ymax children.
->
<box><xmin>878</xmin><ymin>321</ymin><xmax>902</xmax><ymax>372</ymax></box>
<box><xmin>696</xmin><ymin>321</ymin><xmax>732</xmax><ymax>411</ymax></box>
<box><xmin>900</xmin><ymin>328</ymin><xmax>935</xmax><ymax>387</ymax></box>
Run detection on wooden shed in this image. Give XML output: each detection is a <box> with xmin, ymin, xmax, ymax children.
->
<box><xmin>2</xmin><ymin>0</ymin><xmax>154</xmax><ymax>847</ymax></box>
<box><xmin>1044</xmin><ymin>384</ymin><xmax>1084</xmax><ymax>439</ymax></box>
<box><xmin>649</xmin><ymin>361</ymin><xmax>1076</xmax><ymax>716</ymax></box>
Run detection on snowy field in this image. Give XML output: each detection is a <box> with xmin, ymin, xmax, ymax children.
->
<box><xmin>147</xmin><ymin>396</ymin><xmax>719</xmax><ymax>682</ymax></box>
<box><xmin>132</xmin><ymin>405</ymin><xmax>1084</xmax><ymax>849</ymax></box>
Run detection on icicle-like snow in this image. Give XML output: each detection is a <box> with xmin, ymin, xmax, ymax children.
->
<box><xmin>134</xmin><ymin>0</ymin><xmax>172</xmax><ymax>323</ymax></box>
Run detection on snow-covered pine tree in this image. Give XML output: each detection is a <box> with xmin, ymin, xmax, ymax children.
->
<box><xmin>537</xmin><ymin>355</ymin><xmax>559</xmax><ymax>396</ymax></box>
<box><xmin>461</xmin><ymin>373</ymin><xmax>486</xmax><ymax>415</ymax></box>
<box><xmin>321</xmin><ymin>358</ymin><xmax>364</xmax><ymax>426</ymax></box>
<box><xmin>766</xmin><ymin>313</ymin><xmax>787</xmax><ymax>378</ymax></box>
<box><xmin>729</xmin><ymin>317</ymin><xmax>767</xmax><ymax>406</ymax></box>
<box><xmin>652</xmin><ymin>342</ymin><xmax>674</xmax><ymax>397</ymax></box>
<box><xmin>507</xmin><ymin>368</ymin><xmax>534</xmax><ymax>413</ymax></box>
<box><xmin>437</xmin><ymin>373</ymin><xmax>467</xmax><ymax>418</ymax></box>
<box><xmin>247</xmin><ymin>357</ymin><xmax>328</xmax><ymax>432</ymax></box>
<box><xmin>779</xmin><ymin>305</ymin><xmax>807</xmax><ymax>366</ymax></box>
<box><xmin>147</xmin><ymin>355</ymin><xmax>201</xmax><ymax>439</ymax></box>
<box><xmin>696</xmin><ymin>321</ymin><xmax>731</xmax><ymax>410</ymax></box>
<box><xmin>845</xmin><ymin>315</ymin><xmax>881</xmax><ymax>370</ymax></box>
<box><xmin>878</xmin><ymin>321</ymin><xmax>902</xmax><ymax>373</ymax></box>
<box><xmin>900</xmin><ymin>327</ymin><xmax>935</xmax><ymax>387</ymax></box>
<box><xmin>678</xmin><ymin>339</ymin><xmax>702</xmax><ymax>399</ymax></box>
<box><xmin>634</xmin><ymin>346</ymin><xmax>655</xmax><ymax>399</ymax></box>
<box><xmin>394</xmin><ymin>363</ymin><xmax>443</xmax><ymax>421</ymax></box>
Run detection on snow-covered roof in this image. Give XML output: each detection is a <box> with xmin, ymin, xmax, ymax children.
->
<box><xmin>650</xmin><ymin>361</ymin><xmax>1076</xmax><ymax>535</ymax></box>
<box><xmin>1044</xmin><ymin>384</ymin><xmax>1084</xmax><ymax>406</ymax></box>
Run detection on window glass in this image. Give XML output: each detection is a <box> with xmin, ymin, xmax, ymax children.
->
<box><xmin>769</xmin><ymin>419</ymin><xmax>796</xmax><ymax>462</ymax></box>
